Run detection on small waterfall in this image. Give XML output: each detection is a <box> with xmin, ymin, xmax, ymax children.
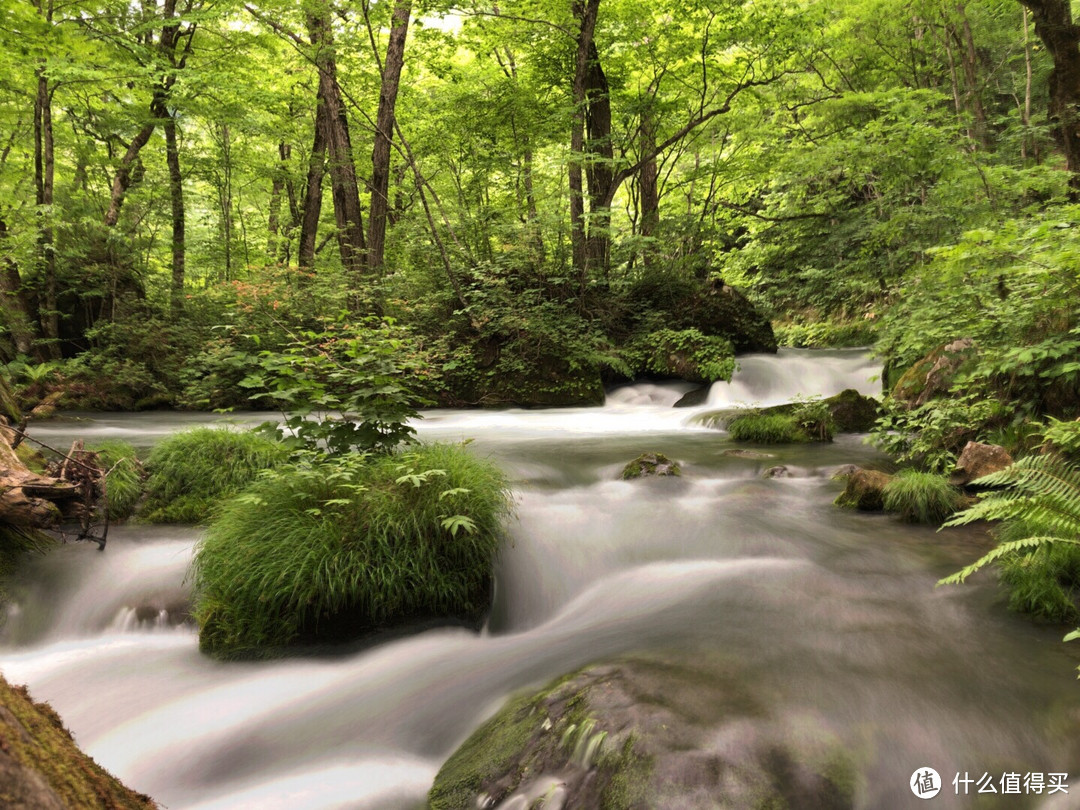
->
<box><xmin>705</xmin><ymin>348</ymin><xmax>881</xmax><ymax>408</ymax></box>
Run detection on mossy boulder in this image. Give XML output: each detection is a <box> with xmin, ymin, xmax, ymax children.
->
<box><xmin>621</xmin><ymin>452</ymin><xmax>681</xmax><ymax>479</ymax></box>
<box><xmin>835</xmin><ymin>469</ymin><xmax>893</xmax><ymax>511</ymax></box>
<box><xmin>430</xmin><ymin>657</ymin><xmax>857</xmax><ymax>810</ymax></box>
<box><xmin>891</xmin><ymin>339</ymin><xmax>978</xmax><ymax>408</ymax></box>
<box><xmin>825</xmin><ymin>389</ymin><xmax>880</xmax><ymax>432</ymax></box>
<box><xmin>0</xmin><ymin>674</ymin><xmax>156</xmax><ymax>809</ymax></box>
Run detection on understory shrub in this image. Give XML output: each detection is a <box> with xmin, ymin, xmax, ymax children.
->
<box><xmin>191</xmin><ymin>443</ymin><xmax>512</xmax><ymax>658</ymax></box>
<box><xmin>882</xmin><ymin>470</ymin><xmax>961</xmax><ymax>524</ymax></box>
<box><xmin>88</xmin><ymin>441</ymin><xmax>144</xmax><ymax>520</ymax></box>
<box><xmin>140</xmin><ymin>428</ymin><xmax>289</xmax><ymax>523</ymax></box>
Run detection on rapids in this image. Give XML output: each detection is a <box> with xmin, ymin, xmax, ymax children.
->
<box><xmin>3</xmin><ymin>349</ymin><xmax>1079</xmax><ymax>809</ymax></box>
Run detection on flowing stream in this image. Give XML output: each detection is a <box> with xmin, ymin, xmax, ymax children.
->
<box><xmin>3</xmin><ymin>348</ymin><xmax>1079</xmax><ymax>809</ymax></box>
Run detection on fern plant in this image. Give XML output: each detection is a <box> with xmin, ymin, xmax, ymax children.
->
<box><xmin>938</xmin><ymin>454</ymin><xmax>1080</xmax><ymax>587</ymax></box>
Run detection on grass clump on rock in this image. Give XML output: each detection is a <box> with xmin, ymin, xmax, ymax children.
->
<box><xmin>88</xmin><ymin>440</ymin><xmax>144</xmax><ymax>520</ymax></box>
<box><xmin>728</xmin><ymin>413</ymin><xmax>806</xmax><ymax>444</ymax></box>
<box><xmin>882</xmin><ymin>469</ymin><xmax>961</xmax><ymax>524</ymax></box>
<box><xmin>622</xmin><ymin>452</ymin><xmax>681</xmax><ymax>479</ymax></box>
<box><xmin>140</xmin><ymin>427</ymin><xmax>289</xmax><ymax>523</ymax></box>
<box><xmin>192</xmin><ymin>442</ymin><xmax>511</xmax><ymax>658</ymax></box>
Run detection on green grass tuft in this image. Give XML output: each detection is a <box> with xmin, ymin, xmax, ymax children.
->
<box><xmin>88</xmin><ymin>440</ymin><xmax>144</xmax><ymax>520</ymax></box>
<box><xmin>140</xmin><ymin>427</ymin><xmax>289</xmax><ymax>524</ymax></box>
<box><xmin>882</xmin><ymin>469</ymin><xmax>961</xmax><ymax>524</ymax></box>
<box><xmin>191</xmin><ymin>443</ymin><xmax>512</xmax><ymax>657</ymax></box>
<box><xmin>727</xmin><ymin>413</ymin><xmax>806</xmax><ymax>444</ymax></box>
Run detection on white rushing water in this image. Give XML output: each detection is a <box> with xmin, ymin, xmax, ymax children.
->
<box><xmin>3</xmin><ymin>349</ymin><xmax>1078</xmax><ymax>810</ymax></box>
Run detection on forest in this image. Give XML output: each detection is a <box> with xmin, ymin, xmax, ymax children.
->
<box><xmin>1</xmin><ymin>0</ymin><xmax>1080</xmax><ymax>807</ymax></box>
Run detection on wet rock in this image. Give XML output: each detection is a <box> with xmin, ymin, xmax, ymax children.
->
<box><xmin>763</xmin><ymin>466</ymin><xmax>791</xmax><ymax>479</ymax></box>
<box><xmin>892</xmin><ymin>339</ymin><xmax>978</xmax><ymax>408</ymax></box>
<box><xmin>834</xmin><ymin>468</ymin><xmax>893</xmax><ymax>511</ymax></box>
<box><xmin>0</xmin><ymin>674</ymin><xmax>155</xmax><ymax>809</ymax></box>
<box><xmin>721</xmin><ymin>449</ymin><xmax>776</xmax><ymax>459</ymax></box>
<box><xmin>429</xmin><ymin>658</ymin><xmax>857</xmax><ymax>810</ymax></box>
<box><xmin>622</xmin><ymin>452</ymin><xmax>681</xmax><ymax>479</ymax></box>
<box><xmin>826</xmin><ymin>389</ymin><xmax>880</xmax><ymax>432</ymax></box>
<box><xmin>949</xmin><ymin>441</ymin><xmax>1014</xmax><ymax>488</ymax></box>
<box><xmin>831</xmin><ymin>464</ymin><xmax>861</xmax><ymax>480</ymax></box>
<box><xmin>672</xmin><ymin>386</ymin><xmax>709</xmax><ymax>408</ymax></box>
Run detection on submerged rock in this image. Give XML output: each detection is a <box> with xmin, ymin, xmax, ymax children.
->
<box><xmin>622</xmin><ymin>452</ymin><xmax>681</xmax><ymax>479</ymax></box>
<box><xmin>722</xmin><ymin>449</ymin><xmax>777</xmax><ymax>459</ymax></box>
<box><xmin>0</xmin><ymin>674</ymin><xmax>156</xmax><ymax>809</ymax></box>
<box><xmin>835</xmin><ymin>468</ymin><xmax>893</xmax><ymax>511</ymax></box>
<box><xmin>763</xmin><ymin>465</ymin><xmax>791</xmax><ymax>479</ymax></box>
<box><xmin>429</xmin><ymin>658</ymin><xmax>857</xmax><ymax>810</ymax></box>
<box><xmin>949</xmin><ymin>441</ymin><xmax>1013</xmax><ymax>488</ymax></box>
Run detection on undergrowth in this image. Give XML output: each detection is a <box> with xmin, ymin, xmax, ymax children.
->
<box><xmin>728</xmin><ymin>413</ymin><xmax>805</xmax><ymax>444</ymax></box>
<box><xmin>89</xmin><ymin>440</ymin><xmax>144</xmax><ymax>520</ymax></box>
<box><xmin>140</xmin><ymin>428</ymin><xmax>289</xmax><ymax>523</ymax></box>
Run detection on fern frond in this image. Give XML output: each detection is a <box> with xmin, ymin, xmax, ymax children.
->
<box><xmin>938</xmin><ymin>536</ymin><xmax>1080</xmax><ymax>585</ymax></box>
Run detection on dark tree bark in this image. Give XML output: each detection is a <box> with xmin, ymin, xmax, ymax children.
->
<box><xmin>307</xmin><ymin>2</ymin><xmax>366</xmax><ymax>281</ymax></box>
<box><xmin>367</xmin><ymin>0</ymin><xmax>411</xmax><ymax>274</ymax></box>
<box><xmin>1019</xmin><ymin>0</ymin><xmax>1080</xmax><ymax>193</ymax></box>
<box><xmin>570</xmin><ymin>0</ymin><xmax>601</xmax><ymax>284</ymax></box>
<box><xmin>583</xmin><ymin>39</ymin><xmax>613</xmax><ymax>274</ymax></box>
<box><xmin>0</xmin><ymin>217</ymin><xmax>37</xmax><ymax>358</ymax></box>
<box><xmin>638</xmin><ymin>110</ymin><xmax>660</xmax><ymax>262</ymax></box>
<box><xmin>298</xmin><ymin>103</ymin><xmax>329</xmax><ymax>270</ymax></box>
<box><xmin>267</xmin><ymin>141</ymin><xmax>288</xmax><ymax>260</ymax></box>
<box><xmin>159</xmin><ymin>104</ymin><xmax>185</xmax><ymax>317</ymax></box>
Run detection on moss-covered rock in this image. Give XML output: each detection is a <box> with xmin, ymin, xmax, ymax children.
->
<box><xmin>621</xmin><ymin>452</ymin><xmax>681</xmax><ymax>479</ymax></box>
<box><xmin>429</xmin><ymin>657</ymin><xmax>858</xmax><ymax>810</ymax></box>
<box><xmin>834</xmin><ymin>469</ymin><xmax>893</xmax><ymax>511</ymax></box>
<box><xmin>0</xmin><ymin>674</ymin><xmax>156</xmax><ymax>809</ymax></box>
<box><xmin>891</xmin><ymin>339</ymin><xmax>978</xmax><ymax>408</ymax></box>
<box><xmin>825</xmin><ymin>389</ymin><xmax>880</xmax><ymax>432</ymax></box>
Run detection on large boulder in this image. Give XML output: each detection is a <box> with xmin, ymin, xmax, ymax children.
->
<box><xmin>949</xmin><ymin>442</ymin><xmax>1014</xmax><ymax>488</ymax></box>
<box><xmin>0</xmin><ymin>674</ymin><xmax>156</xmax><ymax>809</ymax></box>
<box><xmin>835</xmin><ymin>468</ymin><xmax>893</xmax><ymax>511</ymax></box>
<box><xmin>429</xmin><ymin>658</ymin><xmax>856</xmax><ymax>810</ymax></box>
<box><xmin>826</xmin><ymin>389</ymin><xmax>881</xmax><ymax>432</ymax></box>
<box><xmin>891</xmin><ymin>339</ymin><xmax>978</xmax><ymax>408</ymax></box>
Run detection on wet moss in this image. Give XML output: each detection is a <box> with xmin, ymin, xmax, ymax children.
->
<box><xmin>0</xmin><ymin>674</ymin><xmax>156</xmax><ymax>809</ymax></box>
<box><xmin>621</xmin><ymin>452</ymin><xmax>681</xmax><ymax>479</ymax></box>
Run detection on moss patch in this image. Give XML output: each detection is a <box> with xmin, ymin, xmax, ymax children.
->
<box><xmin>882</xmin><ymin>470</ymin><xmax>961</xmax><ymax>524</ymax></box>
<box><xmin>0</xmin><ymin>674</ymin><xmax>156</xmax><ymax>809</ymax></box>
<box><xmin>728</xmin><ymin>413</ymin><xmax>810</xmax><ymax>444</ymax></box>
<box><xmin>622</xmin><ymin>452</ymin><xmax>682</xmax><ymax>479</ymax></box>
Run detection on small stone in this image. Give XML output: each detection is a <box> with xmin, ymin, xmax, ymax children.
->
<box><xmin>949</xmin><ymin>441</ymin><xmax>1013</xmax><ymax>487</ymax></box>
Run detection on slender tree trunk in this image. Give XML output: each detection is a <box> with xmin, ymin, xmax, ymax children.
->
<box><xmin>1022</xmin><ymin>6</ymin><xmax>1037</xmax><ymax>161</ymax></box>
<box><xmin>367</xmin><ymin>0</ymin><xmax>411</xmax><ymax>274</ymax></box>
<box><xmin>267</xmin><ymin>141</ymin><xmax>288</xmax><ymax>260</ymax></box>
<box><xmin>298</xmin><ymin>103</ymin><xmax>329</xmax><ymax>270</ymax></box>
<box><xmin>219</xmin><ymin>123</ymin><xmax>234</xmax><ymax>282</ymax></box>
<box><xmin>160</xmin><ymin>104</ymin><xmax>185</xmax><ymax>317</ymax></box>
<box><xmin>1019</xmin><ymin>0</ymin><xmax>1080</xmax><ymax>194</ymax></box>
<box><xmin>584</xmin><ymin>39</ymin><xmax>613</xmax><ymax>275</ymax></box>
<box><xmin>956</xmin><ymin>3</ymin><xmax>988</xmax><ymax>146</ymax></box>
<box><xmin>639</xmin><ymin>111</ymin><xmax>659</xmax><ymax>266</ymax></box>
<box><xmin>33</xmin><ymin>41</ymin><xmax>59</xmax><ymax>359</ymax></box>
<box><xmin>570</xmin><ymin>0</ymin><xmax>601</xmax><ymax>285</ymax></box>
<box><xmin>104</xmin><ymin>123</ymin><xmax>156</xmax><ymax>229</ymax></box>
<box><xmin>307</xmin><ymin>2</ymin><xmax>366</xmax><ymax>282</ymax></box>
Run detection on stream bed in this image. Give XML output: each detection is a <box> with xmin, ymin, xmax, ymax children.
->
<box><xmin>2</xmin><ymin>349</ymin><xmax>1079</xmax><ymax>809</ymax></box>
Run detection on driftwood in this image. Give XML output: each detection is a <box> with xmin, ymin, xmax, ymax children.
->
<box><xmin>0</xmin><ymin>378</ymin><xmax>108</xmax><ymax>547</ymax></box>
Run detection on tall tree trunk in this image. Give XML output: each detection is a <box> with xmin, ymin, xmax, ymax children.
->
<box><xmin>1019</xmin><ymin>0</ymin><xmax>1080</xmax><ymax>194</ymax></box>
<box><xmin>584</xmin><ymin>40</ymin><xmax>613</xmax><ymax>275</ymax></box>
<box><xmin>955</xmin><ymin>3</ymin><xmax>988</xmax><ymax>146</ymax></box>
<box><xmin>32</xmin><ymin>18</ymin><xmax>59</xmax><ymax>360</ymax></box>
<box><xmin>639</xmin><ymin>111</ymin><xmax>659</xmax><ymax>266</ymax></box>
<box><xmin>267</xmin><ymin>141</ymin><xmax>288</xmax><ymax>260</ymax></box>
<box><xmin>367</xmin><ymin>0</ymin><xmax>411</xmax><ymax>275</ymax></box>
<box><xmin>218</xmin><ymin>123</ymin><xmax>233</xmax><ymax>282</ymax></box>
<box><xmin>298</xmin><ymin>103</ymin><xmax>329</xmax><ymax>270</ymax></box>
<box><xmin>307</xmin><ymin>2</ymin><xmax>366</xmax><ymax>283</ymax></box>
<box><xmin>570</xmin><ymin>0</ymin><xmax>601</xmax><ymax>286</ymax></box>
<box><xmin>159</xmin><ymin>103</ymin><xmax>185</xmax><ymax>317</ymax></box>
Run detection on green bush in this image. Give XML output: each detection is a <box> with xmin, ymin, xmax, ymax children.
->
<box><xmin>89</xmin><ymin>440</ymin><xmax>144</xmax><ymax>520</ymax></box>
<box><xmin>191</xmin><ymin>443</ymin><xmax>512</xmax><ymax>658</ymax></box>
<box><xmin>140</xmin><ymin>428</ymin><xmax>289</xmax><ymax>523</ymax></box>
<box><xmin>997</xmin><ymin>519</ymin><xmax>1080</xmax><ymax>622</ymax></box>
<box><xmin>882</xmin><ymin>470</ymin><xmax>960</xmax><ymax>524</ymax></box>
<box><xmin>728</xmin><ymin>413</ymin><xmax>806</xmax><ymax>444</ymax></box>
